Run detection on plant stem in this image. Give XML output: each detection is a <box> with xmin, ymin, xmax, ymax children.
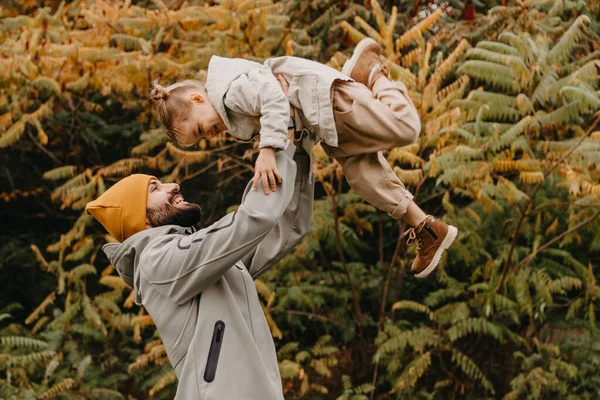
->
<box><xmin>326</xmin><ymin>177</ymin><xmax>364</xmax><ymax>336</ymax></box>
<box><xmin>514</xmin><ymin>209</ymin><xmax>600</xmax><ymax>270</ymax></box>
<box><xmin>496</xmin><ymin>111</ymin><xmax>600</xmax><ymax>291</ymax></box>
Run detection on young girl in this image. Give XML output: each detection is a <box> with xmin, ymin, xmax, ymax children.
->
<box><xmin>150</xmin><ymin>38</ymin><xmax>457</xmax><ymax>278</ymax></box>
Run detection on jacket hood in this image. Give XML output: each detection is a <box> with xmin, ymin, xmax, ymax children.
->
<box><xmin>102</xmin><ymin>225</ymin><xmax>193</xmax><ymax>304</ymax></box>
<box><xmin>205</xmin><ymin>55</ymin><xmax>263</xmax><ymax>131</ymax></box>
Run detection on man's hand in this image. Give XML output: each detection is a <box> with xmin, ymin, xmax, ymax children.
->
<box><xmin>253</xmin><ymin>147</ymin><xmax>282</xmax><ymax>194</ymax></box>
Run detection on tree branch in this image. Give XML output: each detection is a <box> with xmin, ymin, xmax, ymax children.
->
<box><xmin>514</xmin><ymin>209</ymin><xmax>600</xmax><ymax>270</ymax></box>
<box><xmin>496</xmin><ymin>111</ymin><xmax>600</xmax><ymax>291</ymax></box>
<box><xmin>326</xmin><ymin>177</ymin><xmax>364</xmax><ymax>337</ymax></box>
<box><xmin>270</xmin><ymin>309</ymin><xmax>353</xmax><ymax>332</ymax></box>
<box><xmin>27</xmin><ymin>130</ymin><xmax>61</xmax><ymax>165</ymax></box>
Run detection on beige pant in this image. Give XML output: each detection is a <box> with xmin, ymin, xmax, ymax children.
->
<box><xmin>321</xmin><ymin>78</ymin><xmax>421</xmax><ymax>219</ymax></box>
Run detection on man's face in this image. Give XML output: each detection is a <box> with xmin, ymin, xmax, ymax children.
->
<box><xmin>146</xmin><ymin>179</ymin><xmax>202</xmax><ymax>228</ymax></box>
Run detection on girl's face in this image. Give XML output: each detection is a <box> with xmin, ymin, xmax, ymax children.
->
<box><xmin>177</xmin><ymin>91</ymin><xmax>227</xmax><ymax>147</ymax></box>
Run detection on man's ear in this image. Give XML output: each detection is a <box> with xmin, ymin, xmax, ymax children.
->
<box><xmin>188</xmin><ymin>93</ymin><xmax>204</xmax><ymax>104</ymax></box>
<box><xmin>145</xmin><ymin>217</ymin><xmax>152</xmax><ymax>229</ymax></box>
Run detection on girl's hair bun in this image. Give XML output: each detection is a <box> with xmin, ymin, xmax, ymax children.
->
<box><xmin>150</xmin><ymin>81</ymin><xmax>169</xmax><ymax>101</ymax></box>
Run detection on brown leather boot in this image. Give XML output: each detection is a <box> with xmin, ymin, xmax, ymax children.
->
<box><xmin>342</xmin><ymin>38</ymin><xmax>390</xmax><ymax>90</ymax></box>
<box><xmin>406</xmin><ymin>216</ymin><xmax>458</xmax><ymax>278</ymax></box>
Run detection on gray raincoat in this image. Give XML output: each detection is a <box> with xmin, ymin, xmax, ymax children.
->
<box><xmin>103</xmin><ymin>145</ymin><xmax>313</xmax><ymax>399</ymax></box>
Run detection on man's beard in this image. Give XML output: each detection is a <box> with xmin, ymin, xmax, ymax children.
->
<box><xmin>146</xmin><ymin>202</ymin><xmax>202</xmax><ymax>228</ymax></box>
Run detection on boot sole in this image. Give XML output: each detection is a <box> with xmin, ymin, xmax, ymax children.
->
<box><xmin>414</xmin><ymin>225</ymin><xmax>458</xmax><ymax>279</ymax></box>
<box><xmin>342</xmin><ymin>38</ymin><xmax>379</xmax><ymax>80</ymax></box>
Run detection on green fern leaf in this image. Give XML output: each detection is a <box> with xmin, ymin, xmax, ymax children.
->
<box><xmin>450</xmin><ymin>348</ymin><xmax>495</xmax><ymax>394</ymax></box>
<box><xmin>546</xmin><ymin>15</ymin><xmax>591</xmax><ymax>66</ymax></box>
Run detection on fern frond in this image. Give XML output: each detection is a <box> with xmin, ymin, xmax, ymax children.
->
<box><xmin>396</xmin><ymin>9</ymin><xmax>442</xmax><ymax>51</ymax></box>
<box><xmin>82</xmin><ymin>295</ymin><xmax>107</xmax><ymax>335</ymax></box>
<box><xmin>476</xmin><ymin>40</ymin><xmax>521</xmax><ymax>56</ymax></box>
<box><xmin>497</xmin><ymin>32</ymin><xmax>533</xmax><ymax>62</ymax></box>
<box><xmin>537</xmin><ymin>101</ymin><xmax>582</xmax><ymax>129</ymax></box>
<box><xmin>458</xmin><ymin>60</ymin><xmax>520</xmax><ymax>92</ymax></box>
<box><xmin>375</xmin><ymin>327</ymin><xmax>440</xmax><ymax>359</ymax></box>
<box><xmin>434</xmin><ymin>75</ymin><xmax>470</xmax><ymax>111</ymax></box>
<box><xmin>446</xmin><ymin>318</ymin><xmax>504</xmax><ymax>342</ymax></box>
<box><xmin>392</xmin><ymin>300</ymin><xmax>434</xmax><ymax>320</ymax></box>
<box><xmin>69</xmin><ymin>264</ymin><xmax>97</xmax><ymax>284</ymax></box>
<box><xmin>38</xmin><ymin>378</ymin><xmax>76</xmax><ymax>400</ymax></box>
<box><xmin>547</xmin><ymin>276</ymin><xmax>582</xmax><ymax>294</ymax></box>
<box><xmin>100</xmin><ymin>158</ymin><xmax>145</xmax><ymax>176</ymax></box>
<box><xmin>519</xmin><ymin>171</ymin><xmax>544</xmax><ymax>184</ymax></box>
<box><xmin>546</xmin><ymin>15</ymin><xmax>591</xmax><ymax>66</ymax></box>
<box><xmin>382</xmin><ymin>59</ymin><xmax>417</xmax><ymax>89</ymax></box>
<box><xmin>25</xmin><ymin>291</ymin><xmax>56</xmax><ymax>325</ymax></box>
<box><xmin>0</xmin><ymin>336</ymin><xmax>49</xmax><ymax>349</ymax></box>
<box><xmin>395</xmin><ymin>351</ymin><xmax>432</xmax><ymax>390</ymax></box>
<box><xmin>65</xmin><ymin>237</ymin><xmax>94</xmax><ymax>261</ymax></box>
<box><xmin>76</xmin><ymin>354</ymin><xmax>92</xmax><ymax>379</ymax></box>
<box><xmin>6</xmin><ymin>350</ymin><xmax>56</xmax><ymax>367</ymax></box>
<box><xmin>110</xmin><ymin>33</ymin><xmax>152</xmax><ymax>53</ymax></box>
<box><xmin>566</xmin><ymin>297</ymin><xmax>585</xmax><ymax>320</ymax></box>
<box><xmin>559</xmin><ymin>86</ymin><xmax>600</xmax><ymax>113</ymax></box>
<box><xmin>149</xmin><ymin>369</ymin><xmax>177</xmax><ymax>396</ymax></box>
<box><xmin>424</xmin><ymin>287</ymin><xmax>464</xmax><ymax>307</ymax></box>
<box><xmin>353</xmin><ymin>16</ymin><xmax>383</xmax><ymax>44</ymax></box>
<box><xmin>340</xmin><ymin>21</ymin><xmax>367</xmax><ymax>44</ymax></box>
<box><xmin>30</xmin><ymin>244</ymin><xmax>53</xmax><ymax>273</ymax></box>
<box><xmin>43</xmin><ymin>166</ymin><xmax>78</xmax><ymax>181</ymax></box>
<box><xmin>466</xmin><ymin>48</ymin><xmax>527</xmax><ymax>77</ymax></box>
<box><xmin>0</xmin><ymin>119</ymin><xmax>26</xmax><ymax>148</ymax></box>
<box><xmin>65</xmin><ymin>72</ymin><xmax>90</xmax><ymax>93</ymax></box>
<box><xmin>433</xmin><ymin>302</ymin><xmax>470</xmax><ymax>325</ymax></box>
<box><xmin>99</xmin><ymin>275</ymin><xmax>130</xmax><ymax>290</ymax></box>
<box><xmin>450</xmin><ymin>348</ymin><xmax>495</xmax><ymax>394</ymax></box>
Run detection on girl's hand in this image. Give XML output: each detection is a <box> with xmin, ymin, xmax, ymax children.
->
<box><xmin>253</xmin><ymin>147</ymin><xmax>282</xmax><ymax>194</ymax></box>
<box><xmin>277</xmin><ymin>74</ymin><xmax>289</xmax><ymax>96</ymax></box>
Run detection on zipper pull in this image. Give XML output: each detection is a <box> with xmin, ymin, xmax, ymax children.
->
<box><xmin>215</xmin><ymin>323</ymin><xmax>224</xmax><ymax>342</ymax></box>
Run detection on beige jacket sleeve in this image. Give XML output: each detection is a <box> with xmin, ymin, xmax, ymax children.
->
<box><xmin>223</xmin><ymin>66</ymin><xmax>290</xmax><ymax>150</ymax></box>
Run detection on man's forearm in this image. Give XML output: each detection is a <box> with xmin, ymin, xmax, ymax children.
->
<box><xmin>247</xmin><ymin>149</ymin><xmax>315</xmax><ymax>279</ymax></box>
<box><xmin>142</xmin><ymin>145</ymin><xmax>298</xmax><ymax>305</ymax></box>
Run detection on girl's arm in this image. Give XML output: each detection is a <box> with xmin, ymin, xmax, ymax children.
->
<box><xmin>223</xmin><ymin>66</ymin><xmax>290</xmax><ymax>150</ymax></box>
<box><xmin>224</xmin><ymin>67</ymin><xmax>293</xmax><ymax>194</ymax></box>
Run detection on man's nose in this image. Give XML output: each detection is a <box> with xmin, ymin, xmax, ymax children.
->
<box><xmin>166</xmin><ymin>183</ymin><xmax>180</xmax><ymax>193</ymax></box>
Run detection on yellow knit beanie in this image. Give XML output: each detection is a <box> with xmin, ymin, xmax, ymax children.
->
<box><xmin>85</xmin><ymin>174</ymin><xmax>157</xmax><ymax>242</ymax></box>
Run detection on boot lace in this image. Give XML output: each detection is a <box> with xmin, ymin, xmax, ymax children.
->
<box><xmin>405</xmin><ymin>228</ymin><xmax>424</xmax><ymax>254</ymax></box>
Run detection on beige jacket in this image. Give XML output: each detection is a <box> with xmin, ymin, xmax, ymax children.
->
<box><xmin>206</xmin><ymin>55</ymin><xmax>352</xmax><ymax>149</ymax></box>
<box><xmin>103</xmin><ymin>145</ymin><xmax>314</xmax><ymax>399</ymax></box>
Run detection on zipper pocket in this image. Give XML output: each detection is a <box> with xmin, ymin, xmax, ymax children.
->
<box><xmin>203</xmin><ymin>320</ymin><xmax>225</xmax><ymax>383</ymax></box>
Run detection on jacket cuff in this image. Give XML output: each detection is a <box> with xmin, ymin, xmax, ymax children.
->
<box><xmin>259</xmin><ymin>134</ymin><xmax>287</xmax><ymax>150</ymax></box>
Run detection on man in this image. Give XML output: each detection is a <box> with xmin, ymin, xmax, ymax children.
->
<box><xmin>85</xmin><ymin>142</ymin><xmax>313</xmax><ymax>399</ymax></box>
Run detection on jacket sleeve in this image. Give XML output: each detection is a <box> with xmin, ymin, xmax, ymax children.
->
<box><xmin>223</xmin><ymin>66</ymin><xmax>289</xmax><ymax>150</ymax></box>
<box><xmin>240</xmin><ymin>151</ymin><xmax>314</xmax><ymax>279</ymax></box>
<box><xmin>140</xmin><ymin>145</ymin><xmax>297</xmax><ymax>305</ymax></box>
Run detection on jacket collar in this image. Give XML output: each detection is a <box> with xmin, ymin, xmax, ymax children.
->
<box><xmin>102</xmin><ymin>225</ymin><xmax>193</xmax><ymax>304</ymax></box>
